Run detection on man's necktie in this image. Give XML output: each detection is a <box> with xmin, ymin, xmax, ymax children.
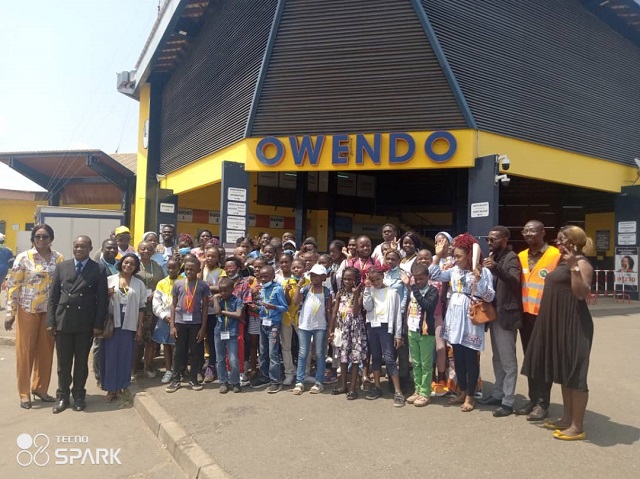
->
<box><xmin>76</xmin><ymin>262</ymin><xmax>83</xmax><ymax>277</ymax></box>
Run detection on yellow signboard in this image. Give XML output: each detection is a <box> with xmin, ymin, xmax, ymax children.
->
<box><xmin>245</xmin><ymin>130</ymin><xmax>476</xmax><ymax>172</ymax></box>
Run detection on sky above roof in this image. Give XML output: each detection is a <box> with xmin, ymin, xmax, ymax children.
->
<box><xmin>0</xmin><ymin>0</ymin><xmax>159</xmax><ymax>191</ymax></box>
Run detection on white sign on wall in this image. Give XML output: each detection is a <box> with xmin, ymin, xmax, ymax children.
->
<box><xmin>177</xmin><ymin>208</ymin><xmax>193</xmax><ymax>222</ymax></box>
<box><xmin>227</xmin><ymin>202</ymin><xmax>246</xmax><ymax>216</ymax></box>
<box><xmin>618</xmin><ymin>221</ymin><xmax>637</xmax><ymax>234</ymax></box>
<box><xmin>227</xmin><ymin>187</ymin><xmax>247</xmax><ymax>202</ymax></box>
<box><xmin>227</xmin><ymin>216</ymin><xmax>246</xmax><ymax>231</ymax></box>
<box><xmin>470</xmin><ymin>202</ymin><xmax>489</xmax><ymax>218</ymax></box>
<box><xmin>208</xmin><ymin>211</ymin><xmax>220</xmax><ymax>225</ymax></box>
<box><xmin>270</xmin><ymin>216</ymin><xmax>285</xmax><ymax>229</ymax></box>
<box><xmin>618</xmin><ymin>233</ymin><xmax>636</xmax><ymax>246</ymax></box>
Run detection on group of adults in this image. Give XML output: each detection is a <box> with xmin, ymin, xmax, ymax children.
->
<box><xmin>3</xmin><ymin>220</ymin><xmax>595</xmax><ymax>441</ymax></box>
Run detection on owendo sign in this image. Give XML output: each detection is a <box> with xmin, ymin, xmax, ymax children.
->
<box><xmin>245</xmin><ymin>130</ymin><xmax>473</xmax><ymax>172</ymax></box>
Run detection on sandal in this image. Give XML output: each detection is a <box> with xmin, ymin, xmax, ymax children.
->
<box><xmin>461</xmin><ymin>401</ymin><xmax>475</xmax><ymax>412</ymax></box>
<box><xmin>543</xmin><ymin>419</ymin><xmax>571</xmax><ymax>430</ymax></box>
<box><xmin>331</xmin><ymin>388</ymin><xmax>347</xmax><ymax>395</ymax></box>
<box><xmin>346</xmin><ymin>390</ymin><xmax>358</xmax><ymax>400</ymax></box>
<box><xmin>103</xmin><ymin>392</ymin><xmax>117</xmax><ymax>403</ymax></box>
<box><xmin>448</xmin><ymin>394</ymin><xmax>465</xmax><ymax>405</ymax></box>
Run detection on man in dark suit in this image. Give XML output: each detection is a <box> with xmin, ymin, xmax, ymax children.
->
<box><xmin>478</xmin><ymin>226</ymin><xmax>523</xmax><ymax>417</ymax></box>
<box><xmin>47</xmin><ymin>235</ymin><xmax>108</xmax><ymax>413</ymax></box>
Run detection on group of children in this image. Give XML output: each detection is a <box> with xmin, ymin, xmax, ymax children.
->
<box><xmin>147</xmin><ymin>225</ymin><xmax>474</xmax><ymax>408</ymax></box>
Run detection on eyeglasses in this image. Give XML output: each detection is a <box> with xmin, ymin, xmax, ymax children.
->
<box><xmin>521</xmin><ymin>229</ymin><xmax>541</xmax><ymax>235</ymax></box>
<box><xmin>485</xmin><ymin>237</ymin><xmax>500</xmax><ymax>243</ymax></box>
<box><xmin>34</xmin><ymin>235</ymin><xmax>50</xmax><ymax>240</ymax></box>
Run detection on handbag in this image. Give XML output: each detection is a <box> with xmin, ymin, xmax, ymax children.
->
<box><xmin>102</xmin><ymin>314</ymin><xmax>115</xmax><ymax>339</ymax></box>
<box><xmin>468</xmin><ymin>278</ymin><xmax>496</xmax><ymax>325</ymax></box>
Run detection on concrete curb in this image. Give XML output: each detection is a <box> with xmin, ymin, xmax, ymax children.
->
<box><xmin>132</xmin><ymin>387</ymin><xmax>230</xmax><ymax>479</ymax></box>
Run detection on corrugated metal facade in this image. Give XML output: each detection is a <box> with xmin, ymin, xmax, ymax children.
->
<box><xmin>159</xmin><ymin>0</ymin><xmax>278</xmax><ymax>174</ymax></box>
<box><xmin>423</xmin><ymin>0</ymin><xmax>640</xmax><ymax>167</ymax></box>
<box><xmin>249</xmin><ymin>0</ymin><xmax>467</xmax><ymax>136</ymax></box>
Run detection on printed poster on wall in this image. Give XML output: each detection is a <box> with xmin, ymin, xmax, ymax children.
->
<box><xmin>614</xmin><ymin>247</ymin><xmax>638</xmax><ymax>292</ymax></box>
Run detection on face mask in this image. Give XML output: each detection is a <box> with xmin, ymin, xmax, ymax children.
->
<box><xmin>284</xmin><ymin>249</ymin><xmax>295</xmax><ymax>256</ymax></box>
<box><xmin>292</xmin><ymin>275</ymin><xmax>300</xmax><ymax>281</ymax></box>
<box><xmin>228</xmin><ymin>272</ymin><xmax>239</xmax><ymax>279</ymax></box>
<box><xmin>325</xmin><ymin>266</ymin><xmax>333</xmax><ymax>274</ymax></box>
<box><xmin>262</xmin><ymin>281</ymin><xmax>272</xmax><ymax>288</ymax></box>
<box><xmin>178</xmin><ymin>247</ymin><xmax>191</xmax><ymax>255</ymax></box>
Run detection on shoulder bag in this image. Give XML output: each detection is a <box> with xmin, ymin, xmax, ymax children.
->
<box><xmin>468</xmin><ymin>277</ymin><xmax>496</xmax><ymax>326</ymax></box>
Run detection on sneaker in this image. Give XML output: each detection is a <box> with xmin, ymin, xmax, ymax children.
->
<box><xmin>240</xmin><ymin>373</ymin><xmax>250</xmax><ymax>387</ymax></box>
<box><xmin>310</xmin><ymin>382</ymin><xmax>324</xmax><ymax>394</ymax></box>
<box><xmin>197</xmin><ymin>373</ymin><xmax>204</xmax><ymax>383</ymax></box>
<box><xmin>283</xmin><ymin>374</ymin><xmax>295</xmax><ymax>386</ymax></box>
<box><xmin>365</xmin><ymin>386</ymin><xmax>382</xmax><ymax>400</ymax></box>
<box><xmin>161</xmin><ymin>370</ymin><xmax>173</xmax><ymax>384</ymax></box>
<box><xmin>130</xmin><ymin>374</ymin><xmax>137</xmax><ymax>383</ymax></box>
<box><xmin>323</xmin><ymin>372</ymin><xmax>338</xmax><ymax>385</ymax></box>
<box><xmin>406</xmin><ymin>393</ymin><xmax>420</xmax><ymax>404</ymax></box>
<box><xmin>250</xmin><ymin>376</ymin><xmax>270</xmax><ymax>389</ymax></box>
<box><xmin>414</xmin><ymin>395</ymin><xmax>430</xmax><ymax>407</ymax></box>
<box><xmin>292</xmin><ymin>383</ymin><xmax>304</xmax><ymax>395</ymax></box>
<box><xmin>393</xmin><ymin>392</ymin><xmax>406</xmax><ymax>408</ymax></box>
<box><xmin>232</xmin><ymin>384</ymin><xmax>241</xmax><ymax>393</ymax></box>
<box><xmin>219</xmin><ymin>383</ymin><xmax>229</xmax><ymax>394</ymax></box>
<box><xmin>189</xmin><ymin>380</ymin><xmax>203</xmax><ymax>391</ymax></box>
<box><xmin>165</xmin><ymin>380</ymin><xmax>181</xmax><ymax>393</ymax></box>
<box><xmin>431</xmin><ymin>380</ymin><xmax>448</xmax><ymax>397</ymax></box>
<box><xmin>204</xmin><ymin>367</ymin><xmax>215</xmax><ymax>383</ymax></box>
<box><xmin>267</xmin><ymin>383</ymin><xmax>282</xmax><ymax>394</ymax></box>
<box><xmin>144</xmin><ymin>368</ymin><xmax>156</xmax><ymax>379</ymax></box>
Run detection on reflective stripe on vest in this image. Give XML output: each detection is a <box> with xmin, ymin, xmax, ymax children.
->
<box><xmin>519</xmin><ymin>246</ymin><xmax>561</xmax><ymax>316</ymax></box>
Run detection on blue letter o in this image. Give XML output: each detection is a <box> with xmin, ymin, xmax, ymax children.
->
<box><xmin>256</xmin><ymin>137</ymin><xmax>284</xmax><ymax>166</ymax></box>
<box><xmin>425</xmin><ymin>131</ymin><xmax>457</xmax><ymax>163</ymax></box>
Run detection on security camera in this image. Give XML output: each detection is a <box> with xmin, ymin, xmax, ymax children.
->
<box><xmin>495</xmin><ymin>174</ymin><xmax>510</xmax><ymax>186</ymax></box>
<box><xmin>497</xmin><ymin>154</ymin><xmax>510</xmax><ymax>171</ymax></box>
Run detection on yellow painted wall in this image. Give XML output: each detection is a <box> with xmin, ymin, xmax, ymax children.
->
<box><xmin>585</xmin><ymin>212</ymin><xmax>615</xmax><ymax>257</ymax></box>
<box><xmin>134</xmin><ymin>83</ymin><xmax>151</xmax><ymax>245</ymax></box>
<box><xmin>0</xmin><ymin>200</ymin><xmax>46</xmax><ymax>252</ymax></box>
<box><xmin>477</xmin><ymin>131</ymin><xmax>636</xmax><ymax>193</ymax></box>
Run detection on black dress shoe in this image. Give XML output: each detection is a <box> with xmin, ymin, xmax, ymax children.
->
<box><xmin>478</xmin><ymin>396</ymin><xmax>502</xmax><ymax>406</ymax></box>
<box><xmin>514</xmin><ymin>401</ymin><xmax>534</xmax><ymax>415</ymax></box>
<box><xmin>52</xmin><ymin>399</ymin><xmax>69</xmax><ymax>414</ymax></box>
<box><xmin>73</xmin><ymin>398</ymin><xmax>86</xmax><ymax>412</ymax></box>
<box><xmin>32</xmin><ymin>391</ymin><xmax>56</xmax><ymax>402</ymax></box>
<box><xmin>20</xmin><ymin>401</ymin><xmax>32</xmax><ymax>410</ymax></box>
<box><xmin>493</xmin><ymin>405</ymin><xmax>514</xmax><ymax>417</ymax></box>
<box><xmin>527</xmin><ymin>405</ymin><xmax>549</xmax><ymax>421</ymax></box>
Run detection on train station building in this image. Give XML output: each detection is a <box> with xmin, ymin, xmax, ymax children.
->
<box><xmin>119</xmin><ymin>0</ymin><xmax>640</xmax><ymax>283</ymax></box>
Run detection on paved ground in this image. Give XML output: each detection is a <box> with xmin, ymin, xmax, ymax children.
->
<box><xmin>139</xmin><ymin>299</ymin><xmax>640</xmax><ymax>478</ymax></box>
<box><xmin>1</xmin><ymin>289</ymin><xmax>639</xmax><ymax>478</ymax></box>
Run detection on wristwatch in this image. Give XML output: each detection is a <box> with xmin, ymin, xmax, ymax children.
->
<box><xmin>571</xmin><ymin>266</ymin><xmax>580</xmax><ymax>273</ymax></box>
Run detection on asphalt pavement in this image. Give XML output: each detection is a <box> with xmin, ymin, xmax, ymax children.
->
<box><xmin>1</xmin><ymin>292</ymin><xmax>639</xmax><ymax>478</ymax></box>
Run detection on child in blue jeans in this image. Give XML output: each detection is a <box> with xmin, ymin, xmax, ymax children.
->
<box><xmin>213</xmin><ymin>277</ymin><xmax>244</xmax><ymax>393</ymax></box>
<box><xmin>292</xmin><ymin>264</ymin><xmax>333</xmax><ymax>395</ymax></box>
<box><xmin>250</xmin><ymin>265</ymin><xmax>288</xmax><ymax>393</ymax></box>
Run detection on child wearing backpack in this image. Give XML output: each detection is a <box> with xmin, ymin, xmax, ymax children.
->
<box><xmin>292</xmin><ymin>264</ymin><xmax>333</xmax><ymax>395</ymax></box>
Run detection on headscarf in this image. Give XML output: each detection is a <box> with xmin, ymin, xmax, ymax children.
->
<box><xmin>435</xmin><ymin>231</ymin><xmax>453</xmax><ymax>244</ymax></box>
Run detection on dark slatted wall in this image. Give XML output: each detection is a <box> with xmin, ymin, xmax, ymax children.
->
<box><xmin>250</xmin><ymin>0</ymin><xmax>467</xmax><ymax>136</ymax></box>
<box><xmin>159</xmin><ymin>0</ymin><xmax>278</xmax><ymax>174</ymax></box>
<box><xmin>423</xmin><ymin>0</ymin><xmax>640</xmax><ymax>166</ymax></box>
